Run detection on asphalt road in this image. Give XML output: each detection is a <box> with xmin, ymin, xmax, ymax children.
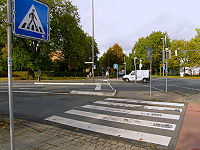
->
<box><xmin>111</xmin><ymin>77</ymin><xmax>200</xmax><ymax>95</ymax></box>
<box><xmin>0</xmin><ymin>78</ymin><xmax>197</xmax><ymax>149</ymax></box>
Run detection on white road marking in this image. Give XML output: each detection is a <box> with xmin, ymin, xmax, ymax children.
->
<box><xmin>94</xmin><ymin>101</ymin><xmax>182</xmax><ymax>112</ymax></box>
<box><xmin>82</xmin><ymin>105</ymin><xmax>180</xmax><ymax>120</ymax></box>
<box><xmin>13</xmin><ymin>91</ymin><xmax>49</xmax><ymax>94</ymax></box>
<box><xmin>45</xmin><ymin>116</ymin><xmax>171</xmax><ymax>146</ymax></box>
<box><xmin>105</xmin><ymin>98</ymin><xmax>184</xmax><ymax>107</ymax></box>
<box><xmin>19</xmin><ymin>88</ymin><xmax>35</xmax><ymax>90</ymax></box>
<box><xmin>34</xmin><ymin>82</ymin><xmax>109</xmax><ymax>85</ymax></box>
<box><xmin>95</xmin><ymin>84</ymin><xmax>101</xmax><ymax>90</ymax></box>
<box><xmin>65</xmin><ymin>109</ymin><xmax>176</xmax><ymax>131</ymax></box>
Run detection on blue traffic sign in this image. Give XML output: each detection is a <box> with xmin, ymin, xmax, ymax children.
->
<box><xmin>94</xmin><ymin>65</ymin><xmax>96</xmax><ymax>70</ymax></box>
<box><xmin>114</xmin><ymin>64</ymin><xmax>118</xmax><ymax>69</ymax></box>
<box><xmin>147</xmin><ymin>46</ymin><xmax>151</xmax><ymax>60</ymax></box>
<box><xmin>101</xmin><ymin>67</ymin><xmax>103</xmax><ymax>70</ymax></box>
<box><xmin>14</xmin><ymin>0</ymin><xmax>49</xmax><ymax>40</ymax></box>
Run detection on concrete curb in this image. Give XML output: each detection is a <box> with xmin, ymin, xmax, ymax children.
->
<box><xmin>70</xmin><ymin>90</ymin><xmax>117</xmax><ymax>97</ymax></box>
<box><xmin>34</xmin><ymin>82</ymin><xmax>109</xmax><ymax>85</ymax></box>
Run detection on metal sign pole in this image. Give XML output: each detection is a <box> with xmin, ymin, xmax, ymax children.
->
<box><xmin>91</xmin><ymin>0</ymin><xmax>95</xmax><ymax>80</ymax></box>
<box><xmin>117</xmin><ymin>65</ymin><xmax>118</xmax><ymax>79</ymax></box>
<box><xmin>165</xmin><ymin>48</ymin><xmax>168</xmax><ymax>93</ymax></box>
<box><xmin>150</xmin><ymin>56</ymin><xmax>152</xmax><ymax>96</ymax></box>
<box><xmin>7</xmin><ymin>0</ymin><xmax>15</xmax><ymax>149</ymax></box>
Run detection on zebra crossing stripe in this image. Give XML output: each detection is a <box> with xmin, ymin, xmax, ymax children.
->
<box><xmin>82</xmin><ymin>105</ymin><xmax>180</xmax><ymax>120</ymax></box>
<box><xmin>65</xmin><ymin>109</ymin><xmax>176</xmax><ymax>131</ymax></box>
<box><xmin>105</xmin><ymin>98</ymin><xmax>184</xmax><ymax>107</ymax></box>
<box><xmin>94</xmin><ymin>101</ymin><xmax>182</xmax><ymax>112</ymax></box>
<box><xmin>45</xmin><ymin>115</ymin><xmax>171</xmax><ymax>146</ymax></box>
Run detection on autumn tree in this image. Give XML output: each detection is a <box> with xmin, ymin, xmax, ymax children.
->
<box><xmin>99</xmin><ymin>44</ymin><xmax>125</xmax><ymax>72</ymax></box>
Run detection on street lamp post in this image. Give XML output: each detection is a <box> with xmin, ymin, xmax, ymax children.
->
<box><xmin>92</xmin><ymin>0</ymin><xmax>95</xmax><ymax>80</ymax></box>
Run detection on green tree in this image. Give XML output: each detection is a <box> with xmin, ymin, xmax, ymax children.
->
<box><xmin>49</xmin><ymin>0</ymin><xmax>99</xmax><ymax>75</ymax></box>
<box><xmin>0</xmin><ymin>0</ymin><xmax>7</xmax><ymax>71</ymax></box>
<box><xmin>132</xmin><ymin>31</ymin><xmax>169</xmax><ymax>74</ymax></box>
<box><xmin>99</xmin><ymin>44</ymin><xmax>125</xmax><ymax>72</ymax></box>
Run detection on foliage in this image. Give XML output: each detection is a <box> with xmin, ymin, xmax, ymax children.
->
<box><xmin>99</xmin><ymin>44</ymin><xmax>125</xmax><ymax>72</ymax></box>
<box><xmin>0</xmin><ymin>0</ymin><xmax>7</xmax><ymax>71</ymax></box>
<box><xmin>48</xmin><ymin>0</ymin><xmax>99</xmax><ymax>75</ymax></box>
<box><xmin>132</xmin><ymin>31</ymin><xmax>168</xmax><ymax>74</ymax></box>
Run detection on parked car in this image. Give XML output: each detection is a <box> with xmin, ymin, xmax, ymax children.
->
<box><xmin>118</xmin><ymin>70</ymin><xmax>125</xmax><ymax>76</ymax></box>
<box><xmin>122</xmin><ymin>70</ymin><xmax>149</xmax><ymax>82</ymax></box>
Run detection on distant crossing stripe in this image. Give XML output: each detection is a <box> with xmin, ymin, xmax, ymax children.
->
<box><xmin>105</xmin><ymin>98</ymin><xmax>184</xmax><ymax>107</ymax></box>
<box><xmin>94</xmin><ymin>101</ymin><xmax>182</xmax><ymax>112</ymax></box>
<box><xmin>65</xmin><ymin>109</ymin><xmax>176</xmax><ymax>130</ymax></box>
<box><xmin>45</xmin><ymin>116</ymin><xmax>171</xmax><ymax>146</ymax></box>
<box><xmin>82</xmin><ymin>105</ymin><xmax>180</xmax><ymax>120</ymax></box>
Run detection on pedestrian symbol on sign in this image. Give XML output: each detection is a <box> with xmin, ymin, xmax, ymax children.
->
<box><xmin>18</xmin><ymin>5</ymin><xmax>45</xmax><ymax>34</ymax></box>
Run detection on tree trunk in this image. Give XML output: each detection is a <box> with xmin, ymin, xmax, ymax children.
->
<box><xmin>28</xmin><ymin>69</ymin><xmax>35</xmax><ymax>79</ymax></box>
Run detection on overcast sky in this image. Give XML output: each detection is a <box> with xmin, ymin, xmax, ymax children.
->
<box><xmin>71</xmin><ymin>0</ymin><xmax>200</xmax><ymax>56</ymax></box>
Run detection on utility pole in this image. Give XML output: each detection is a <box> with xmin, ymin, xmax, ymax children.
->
<box><xmin>91</xmin><ymin>0</ymin><xmax>95</xmax><ymax>80</ymax></box>
<box><xmin>7</xmin><ymin>0</ymin><xmax>15</xmax><ymax>149</ymax></box>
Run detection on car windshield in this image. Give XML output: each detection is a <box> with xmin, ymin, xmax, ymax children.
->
<box><xmin>131</xmin><ymin>71</ymin><xmax>136</xmax><ymax>75</ymax></box>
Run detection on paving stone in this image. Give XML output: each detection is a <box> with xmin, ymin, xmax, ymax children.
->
<box><xmin>116</xmin><ymin>146</ymin><xmax>126</xmax><ymax>150</ymax></box>
<box><xmin>124</xmin><ymin>143</ymin><xmax>132</xmax><ymax>149</ymax></box>
<box><xmin>95</xmin><ymin>145</ymin><xmax>105</xmax><ymax>150</ymax></box>
<box><xmin>130</xmin><ymin>145</ymin><xmax>140</xmax><ymax>150</ymax></box>
<box><xmin>110</xmin><ymin>144</ymin><xmax>118</xmax><ymax>149</ymax></box>
<box><xmin>117</xmin><ymin>142</ymin><xmax>125</xmax><ymax>147</ymax></box>
<box><xmin>139</xmin><ymin>148</ymin><xmax>147</xmax><ymax>150</ymax></box>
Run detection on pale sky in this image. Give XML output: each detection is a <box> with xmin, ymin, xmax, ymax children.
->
<box><xmin>71</xmin><ymin>0</ymin><xmax>200</xmax><ymax>56</ymax></box>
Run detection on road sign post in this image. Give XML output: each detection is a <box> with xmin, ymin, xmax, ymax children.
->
<box><xmin>165</xmin><ymin>48</ymin><xmax>169</xmax><ymax>93</ymax></box>
<box><xmin>7</xmin><ymin>0</ymin><xmax>15</xmax><ymax>149</ymax></box>
<box><xmin>114</xmin><ymin>64</ymin><xmax>118</xmax><ymax>79</ymax></box>
<box><xmin>147</xmin><ymin>46</ymin><xmax>152</xmax><ymax>96</ymax></box>
<box><xmin>14</xmin><ymin>0</ymin><xmax>49</xmax><ymax>40</ymax></box>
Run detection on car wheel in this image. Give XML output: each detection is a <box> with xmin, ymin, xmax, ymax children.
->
<box><xmin>143</xmin><ymin>78</ymin><xmax>147</xmax><ymax>83</ymax></box>
<box><xmin>125</xmin><ymin>78</ymin><xmax>130</xmax><ymax>82</ymax></box>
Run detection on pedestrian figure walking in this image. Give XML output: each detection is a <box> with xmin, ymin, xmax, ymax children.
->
<box><xmin>89</xmin><ymin>72</ymin><xmax>92</xmax><ymax>79</ymax></box>
<box><xmin>27</xmin><ymin>9</ymin><xmax>38</xmax><ymax>31</ymax></box>
<box><xmin>105</xmin><ymin>71</ymin><xmax>109</xmax><ymax>79</ymax></box>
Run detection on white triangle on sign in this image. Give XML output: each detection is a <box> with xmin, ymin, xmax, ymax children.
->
<box><xmin>18</xmin><ymin>5</ymin><xmax>45</xmax><ymax>35</ymax></box>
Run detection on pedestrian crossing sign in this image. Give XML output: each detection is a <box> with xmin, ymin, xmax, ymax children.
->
<box><xmin>14</xmin><ymin>0</ymin><xmax>49</xmax><ymax>41</ymax></box>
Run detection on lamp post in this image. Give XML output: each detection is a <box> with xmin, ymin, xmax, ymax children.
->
<box><xmin>91</xmin><ymin>0</ymin><xmax>95</xmax><ymax>80</ymax></box>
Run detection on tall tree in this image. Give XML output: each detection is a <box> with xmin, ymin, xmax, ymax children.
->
<box><xmin>0</xmin><ymin>0</ymin><xmax>7</xmax><ymax>71</ymax></box>
<box><xmin>99</xmin><ymin>44</ymin><xmax>125</xmax><ymax>71</ymax></box>
<box><xmin>133</xmin><ymin>31</ymin><xmax>169</xmax><ymax>74</ymax></box>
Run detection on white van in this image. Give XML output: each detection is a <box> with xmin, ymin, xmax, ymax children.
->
<box><xmin>122</xmin><ymin>70</ymin><xmax>149</xmax><ymax>82</ymax></box>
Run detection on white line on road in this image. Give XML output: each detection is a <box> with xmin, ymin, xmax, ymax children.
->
<box><xmin>65</xmin><ymin>109</ymin><xmax>176</xmax><ymax>131</ymax></box>
<box><xmin>13</xmin><ymin>91</ymin><xmax>50</xmax><ymax>94</ymax></box>
<box><xmin>82</xmin><ymin>105</ymin><xmax>180</xmax><ymax>120</ymax></box>
<box><xmin>45</xmin><ymin>115</ymin><xmax>171</xmax><ymax>146</ymax></box>
<box><xmin>95</xmin><ymin>84</ymin><xmax>101</xmax><ymax>90</ymax></box>
<box><xmin>105</xmin><ymin>98</ymin><xmax>184</xmax><ymax>107</ymax></box>
<box><xmin>94</xmin><ymin>101</ymin><xmax>182</xmax><ymax>112</ymax></box>
<box><xmin>34</xmin><ymin>82</ymin><xmax>109</xmax><ymax>86</ymax></box>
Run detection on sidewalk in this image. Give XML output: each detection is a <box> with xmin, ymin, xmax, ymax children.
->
<box><xmin>176</xmin><ymin>102</ymin><xmax>200</xmax><ymax>150</ymax></box>
<box><xmin>0</xmin><ymin>116</ymin><xmax>148</xmax><ymax>150</ymax></box>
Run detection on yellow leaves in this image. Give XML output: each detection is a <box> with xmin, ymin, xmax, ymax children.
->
<box><xmin>151</xmin><ymin>144</ymin><xmax>156</xmax><ymax>149</ymax></box>
<box><xmin>139</xmin><ymin>138</ymin><xmax>143</xmax><ymax>141</ymax></box>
